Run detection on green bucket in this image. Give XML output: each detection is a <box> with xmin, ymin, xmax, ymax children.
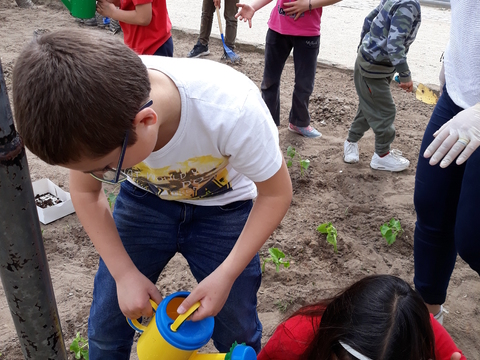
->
<box><xmin>61</xmin><ymin>0</ymin><xmax>96</xmax><ymax>19</ymax></box>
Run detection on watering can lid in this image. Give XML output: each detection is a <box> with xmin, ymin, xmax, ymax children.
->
<box><xmin>156</xmin><ymin>291</ymin><xmax>215</xmax><ymax>350</ymax></box>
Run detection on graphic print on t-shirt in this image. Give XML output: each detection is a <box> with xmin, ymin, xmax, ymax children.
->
<box><xmin>127</xmin><ymin>155</ymin><xmax>232</xmax><ymax>200</ymax></box>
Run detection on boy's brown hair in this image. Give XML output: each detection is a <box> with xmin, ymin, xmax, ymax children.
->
<box><xmin>13</xmin><ymin>29</ymin><xmax>151</xmax><ymax>165</ymax></box>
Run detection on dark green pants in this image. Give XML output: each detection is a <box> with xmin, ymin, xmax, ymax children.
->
<box><xmin>347</xmin><ymin>58</ymin><xmax>396</xmax><ymax>155</ymax></box>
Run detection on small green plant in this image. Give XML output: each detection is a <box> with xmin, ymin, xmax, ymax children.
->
<box><xmin>70</xmin><ymin>332</ymin><xmax>89</xmax><ymax>360</ymax></box>
<box><xmin>104</xmin><ymin>185</ymin><xmax>120</xmax><ymax>210</ymax></box>
<box><xmin>286</xmin><ymin>146</ymin><xmax>310</xmax><ymax>175</ymax></box>
<box><xmin>317</xmin><ymin>222</ymin><xmax>338</xmax><ymax>253</ymax></box>
<box><xmin>274</xmin><ymin>299</ymin><xmax>294</xmax><ymax>313</ymax></box>
<box><xmin>262</xmin><ymin>247</ymin><xmax>290</xmax><ymax>273</ymax></box>
<box><xmin>380</xmin><ymin>218</ymin><xmax>404</xmax><ymax>245</ymax></box>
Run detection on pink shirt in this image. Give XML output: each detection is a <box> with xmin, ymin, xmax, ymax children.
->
<box><xmin>267</xmin><ymin>0</ymin><xmax>322</xmax><ymax>37</ymax></box>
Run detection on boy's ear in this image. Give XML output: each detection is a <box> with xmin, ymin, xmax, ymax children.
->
<box><xmin>133</xmin><ymin>107</ymin><xmax>157</xmax><ymax>127</ymax></box>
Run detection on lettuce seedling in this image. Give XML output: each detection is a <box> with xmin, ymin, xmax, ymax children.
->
<box><xmin>262</xmin><ymin>247</ymin><xmax>290</xmax><ymax>273</ymax></box>
<box><xmin>317</xmin><ymin>222</ymin><xmax>338</xmax><ymax>253</ymax></box>
<box><xmin>380</xmin><ymin>218</ymin><xmax>403</xmax><ymax>245</ymax></box>
<box><xmin>286</xmin><ymin>146</ymin><xmax>310</xmax><ymax>176</ymax></box>
<box><xmin>70</xmin><ymin>332</ymin><xmax>89</xmax><ymax>360</ymax></box>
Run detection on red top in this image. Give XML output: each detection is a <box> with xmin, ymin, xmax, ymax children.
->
<box><xmin>258</xmin><ymin>313</ymin><xmax>466</xmax><ymax>360</ymax></box>
<box><xmin>119</xmin><ymin>0</ymin><xmax>172</xmax><ymax>55</ymax></box>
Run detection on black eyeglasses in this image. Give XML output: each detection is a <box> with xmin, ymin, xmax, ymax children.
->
<box><xmin>90</xmin><ymin>99</ymin><xmax>153</xmax><ymax>184</ymax></box>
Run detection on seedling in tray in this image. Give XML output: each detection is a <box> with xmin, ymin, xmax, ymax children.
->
<box><xmin>35</xmin><ymin>192</ymin><xmax>63</xmax><ymax>208</ymax></box>
<box><xmin>286</xmin><ymin>146</ymin><xmax>310</xmax><ymax>176</ymax></box>
<box><xmin>262</xmin><ymin>247</ymin><xmax>290</xmax><ymax>273</ymax></box>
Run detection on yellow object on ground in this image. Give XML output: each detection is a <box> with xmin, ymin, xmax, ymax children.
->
<box><xmin>415</xmin><ymin>83</ymin><xmax>439</xmax><ymax>105</ymax></box>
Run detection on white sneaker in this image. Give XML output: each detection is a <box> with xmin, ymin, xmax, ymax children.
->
<box><xmin>433</xmin><ymin>305</ymin><xmax>445</xmax><ymax>325</ymax></box>
<box><xmin>343</xmin><ymin>140</ymin><xmax>359</xmax><ymax>163</ymax></box>
<box><xmin>370</xmin><ymin>149</ymin><xmax>410</xmax><ymax>172</ymax></box>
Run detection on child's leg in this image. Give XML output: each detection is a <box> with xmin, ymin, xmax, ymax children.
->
<box><xmin>224</xmin><ymin>0</ymin><xmax>239</xmax><ymax>49</ymax></box>
<box><xmin>261</xmin><ymin>29</ymin><xmax>293</xmax><ymax>126</ymax></box>
<box><xmin>88</xmin><ymin>182</ymin><xmax>179</xmax><ymax>360</ymax></box>
<box><xmin>198</xmin><ymin>0</ymin><xmax>215</xmax><ymax>46</ymax></box>
<box><xmin>348</xmin><ymin>61</ymin><xmax>371</xmax><ymax>142</ymax></box>
<box><xmin>152</xmin><ymin>36</ymin><xmax>174</xmax><ymax>57</ymax></box>
<box><xmin>179</xmin><ymin>200</ymin><xmax>263</xmax><ymax>353</ymax></box>
<box><xmin>289</xmin><ymin>35</ymin><xmax>320</xmax><ymax>127</ymax></box>
<box><xmin>360</xmin><ymin>75</ymin><xmax>396</xmax><ymax>155</ymax></box>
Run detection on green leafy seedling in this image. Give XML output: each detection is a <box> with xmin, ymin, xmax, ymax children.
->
<box><xmin>70</xmin><ymin>332</ymin><xmax>89</xmax><ymax>360</ymax></box>
<box><xmin>104</xmin><ymin>185</ymin><xmax>120</xmax><ymax>210</ymax></box>
<box><xmin>317</xmin><ymin>222</ymin><xmax>338</xmax><ymax>253</ymax></box>
<box><xmin>286</xmin><ymin>146</ymin><xmax>310</xmax><ymax>175</ymax></box>
<box><xmin>262</xmin><ymin>247</ymin><xmax>290</xmax><ymax>273</ymax></box>
<box><xmin>380</xmin><ymin>218</ymin><xmax>403</xmax><ymax>245</ymax></box>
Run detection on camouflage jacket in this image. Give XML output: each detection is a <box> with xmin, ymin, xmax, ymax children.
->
<box><xmin>358</xmin><ymin>0</ymin><xmax>421</xmax><ymax>82</ymax></box>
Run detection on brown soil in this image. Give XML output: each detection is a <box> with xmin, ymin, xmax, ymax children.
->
<box><xmin>1</xmin><ymin>1</ymin><xmax>479</xmax><ymax>359</ymax></box>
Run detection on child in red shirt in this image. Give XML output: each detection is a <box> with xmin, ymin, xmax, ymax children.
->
<box><xmin>259</xmin><ymin>275</ymin><xmax>465</xmax><ymax>360</ymax></box>
<box><xmin>97</xmin><ymin>0</ymin><xmax>173</xmax><ymax>56</ymax></box>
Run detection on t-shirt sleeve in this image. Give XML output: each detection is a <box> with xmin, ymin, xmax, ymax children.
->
<box><xmin>431</xmin><ymin>314</ymin><xmax>467</xmax><ymax>360</ymax></box>
<box><xmin>222</xmin><ymin>88</ymin><xmax>283</xmax><ymax>183</ymax></box>
<box><xmin>258</xmin><ymin>315</ymin><xmax>318</xmax><ymax>360</ymax></box>
<box><xmin>132</xmin><ymin>0</ymin><xmax>153</xmax><ymax>5</ymax></box>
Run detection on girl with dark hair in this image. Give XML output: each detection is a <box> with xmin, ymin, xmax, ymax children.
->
<box><xmin>258</xmin><ymin>275</ymin><xmax>465</xmax><ymax>360</ymax></box>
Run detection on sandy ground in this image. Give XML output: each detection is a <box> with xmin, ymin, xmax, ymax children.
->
<box><xmin>1</xmin><ymin>0</ymin><xmax>479</xmax><ymax>359</ymax></box>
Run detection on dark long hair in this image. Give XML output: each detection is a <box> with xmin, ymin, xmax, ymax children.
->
<box><xmin>288</xmin><ymin>275</ymin><xmax>436</xmax><ymax>360</ymax></box>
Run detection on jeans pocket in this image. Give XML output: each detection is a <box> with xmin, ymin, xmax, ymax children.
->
<box><xmin>218</xmin><ymin>199</ymin><xmax>252</xmax><ymax>212</ymax></box>
<box><xmin>121</xmin><ymin>181</ymin><xmax>150</xmax><ymax>199</ymax></box>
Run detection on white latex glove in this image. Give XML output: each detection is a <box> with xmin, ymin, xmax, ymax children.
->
<box><xmin>424</xmin><ymin>103</ymin><xmax>480</xmax><ymax>168</ymax></box>
<box><xmin>439</xmin><ymin>61</ymin><xmax>445</xmax><ymax>96</ymax></box>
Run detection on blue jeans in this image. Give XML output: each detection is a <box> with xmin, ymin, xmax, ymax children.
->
<box><xmin>261</xmin><ymin>29</ymin><xmax>320</xmax><ymax>127</ymax></box>
<box><xmin>88</xmin><ymin>181</ymin><xmax>262</xmax><ymax>359</ymax></box>
<box><xmin>414</xmin><ymin>85</ymin><xmax>480</xmax><ymax>305</ymax></box>
<box><xmin>153</xmin><ymin>36</ymin><xmax>174</xmax><ymax>57</ymax></box>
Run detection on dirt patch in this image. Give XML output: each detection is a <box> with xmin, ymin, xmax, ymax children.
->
<box><xmin>1</xmin><ymin>1</ymin><xmax>479</xmax><ymax>359</ymax></box>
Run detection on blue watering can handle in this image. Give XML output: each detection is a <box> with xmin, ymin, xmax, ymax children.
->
<box><xmin>126</xmin><ymin>299</ymin><xmax>158</xmax><ymax>333</ymax></box>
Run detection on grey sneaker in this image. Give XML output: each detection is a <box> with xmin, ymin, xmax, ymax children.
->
<box><xmin>343</xmin><ymin>140</ymin><xmax>359</xmax><ymax>163</ymax></box>
<box><xmin>109</xmin><ymin>19</ymin><xmax>122</xmax><ymax>34</ymax></box>
<box><xmin>187</xmin><ymin>41</ymin><xmax>210</xmax><ymax>58</ymax></box>
<box><xmin>370</xmin><ymin>149</ymin><xmax>410</xmax><ymax>172</ymax></box>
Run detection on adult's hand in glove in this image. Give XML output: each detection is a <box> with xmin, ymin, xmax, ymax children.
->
<box><xmin>424</xmin><ymin>103</ymin><xmax>480</xmax><ymax>168</ymax></box>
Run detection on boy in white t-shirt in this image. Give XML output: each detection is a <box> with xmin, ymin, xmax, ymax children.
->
<box><xmin>13</xmin><ymin>29</ymin><xmax>292</xmax><ymax>359</ymax></box>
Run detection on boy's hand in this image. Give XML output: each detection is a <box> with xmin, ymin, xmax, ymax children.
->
<box><xmin>236</xmin><ymin>4</ymin><xmax>255</xmax><ymax>28</ymax></box>
<box><xmin>283</xmin><ymin>0</ymin><xmax>307</xmax><ymax>20</ymax></box>
<box><xmin>399</xmin><ymin>80</ymin><xmax>414</xmax><ymax>92</ymax></box>
<box><xmin>176</xmin><ymin>266</ymin><xmax>236</xmax><ymax>321</ymax></box>
<box><xmin>214</xmin><ymin>0</ymin><xmax>221</xmax><ymax>8</ymax></box>
<box><xmin>97</xmin><ymin>0</ymin><xmax>116</xmax><ymax>18</ymax></box>
<box><xmin>116</xmin><ymin>269</ymin><xmax>163</xmax><ymax>319</ymax></box>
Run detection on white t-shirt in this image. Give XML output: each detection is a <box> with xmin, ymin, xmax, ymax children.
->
<box><xmin>444</xmin><ymin>0</ymin><xmax>480</xmax><ymax>109</ymax></box>
<box><xmin>125</xmin><ymin>56</ymin><xmax>283</xmax><ymax>206</ymax></box>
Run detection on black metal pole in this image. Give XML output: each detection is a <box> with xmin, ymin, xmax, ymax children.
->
<box><xmin>0</xmin><ymin>61</ymin><xmax>67</xmax><ymax>358</ymax></box>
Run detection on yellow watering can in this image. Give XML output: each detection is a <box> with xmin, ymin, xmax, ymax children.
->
<box><xmin>127</xmin><ymin>291</ymin><xmax>257</xmax><ymax>360</ymax></box>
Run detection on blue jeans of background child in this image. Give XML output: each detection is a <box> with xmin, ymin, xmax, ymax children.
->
<box><xmin>153</xmin><ymin>36</ymin><xmax>174</xmax><ymax>57</ymax></box>
<box><xmin>88</xmin><ymin>181</ymin><xmax>262</xmax><ymax>359</ymax></box>
<box><xmin>261</xmin><ymin>29</ymin><xmax>320</xmax><ymax>127</ymax></box>
<box><xmin>414</xmin><ymin>85</ymin><xmax>480</xmax><ymax>305</ymax></box>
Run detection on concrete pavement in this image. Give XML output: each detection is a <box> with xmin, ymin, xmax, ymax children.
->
<box><xmin>167</xmin><ymin>0</ymin><xmax>451</xmax><ymax>87</ymax></box>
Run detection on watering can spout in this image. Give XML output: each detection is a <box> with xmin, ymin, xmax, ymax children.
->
<box><xmin>60</xmin><ymin>0</ymin><xmax>96</xmax><ymax>19</ymax></box>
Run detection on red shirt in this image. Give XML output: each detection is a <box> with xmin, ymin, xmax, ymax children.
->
<box><xmin>119</xmin><ymin>0</ymin><xmax>172</xmax><ymax>55</ymax></box>
<box><xmin>258</xmin><ymin>313</ymin><xmax>466</xmax><ymax>360</ymax></box>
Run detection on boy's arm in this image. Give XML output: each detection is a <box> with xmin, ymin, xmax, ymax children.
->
<box><xmin>97</xmin><ymin>0</ymin><xmax>152</xmax><ymax>26</ymax></box>
<box><xmin>387</xmin><ymin>3</ymin><xmax>420</xmax><ymax>83</ymax></box>
<box><xmin>283</xmin><ymin>0</ymin><xmax>342</xmax><ymax>20</ymax></box>
<box><xmin>177</xmin><ymin>161</ymin><xmax>292</xmax><ymax>320</ymax></box>
<box><xmin>69</xmin><ymin>170</ymin><xmax>162</xmax><ymax>318</ymax></box>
